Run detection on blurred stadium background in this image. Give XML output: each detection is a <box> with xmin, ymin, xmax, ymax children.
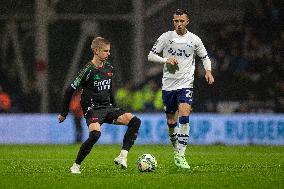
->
<box><xmin>0</xmin><ymin>0</ymin><xmax>283</xmax><ymax>145</ymax></box>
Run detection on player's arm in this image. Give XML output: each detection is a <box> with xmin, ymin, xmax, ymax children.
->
<box><xmin>58</xmin><ymin>86</ymin><xmax>76</xmax><ymax>123</ymax></box>
<box><xmin>58</xmin><ymin>66</ymin><xmax>89</xmax><ymax>123</ymax></box>
<box><xmin>204</xmin><ymin>70</ymin><xmax>214</xmax><ymax>85</ymax></box>
<box><xmin>148</xmin><ymin>52</ymin><xmax>178</xmax><ymax>65</ymax></box>
<box><xmin>108</xmin><ymin>65</ymin><xmax>116</xmax><ymax>107</ymax></box>
<box><xmin>196</xmin><ymin>38</ymin><xmax>214</xmax><ymax>85</ymax></box>
<box><xmin>202</xmin><ymin>57</ymin><xmax>214</xmax><ymax>85</ymax></box>
<box><xmin>109</xmin><ymin>84</ymin><xmax>116</xmax><ymax>107</ymax></box>
<box><xmin>148</xmin><ymin>33</ymin><xmax>178</xmax><ymax>65</ymax></box>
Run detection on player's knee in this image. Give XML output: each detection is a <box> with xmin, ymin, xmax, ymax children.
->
<box><xmin>117</xmin><ymin>113</ymin><xmax>134</xmax><ymax>124</ymax></box>
<box><xmin>179</xmin><ymin>103</ymin><xmax>192</xmax><ymax>115</ymax></box>
<box><xmin>125</xmin><ymin>113</ymin><xmax>135</xmax><ymax>122</ymax></box>
<box><xmin>167</xmin><ymin>119</ymin><xmax>177</xmax><ymax>125</ymax></box>
<box><xmin>179</xmin><ymin>116</ymin><xmax>189</xmax><ymax>124</ymax></box>
<box><xmin>89</xmin><ymin>122</ymin><xmax>101</xmax><ymax>132</ymax></box>
<box><xmin>168</xmin><ymin>122</ymin><xmax>177</xmax><ymax>128</ymax></box>
<box><xmin>166</xmin><ymin>114</ymin><xmax>177</xmax><ymax>124</ymax></box>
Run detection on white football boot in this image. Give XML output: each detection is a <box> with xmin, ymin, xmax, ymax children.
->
<box><xmin>114</xmin><ymin>155</ymin><xmax>127</xmax><ymax>169</ymax></box>
<box><xmin>70</xmin><ymin>163</ymin><xmax>81</xmax><ymax>174</ymax></box>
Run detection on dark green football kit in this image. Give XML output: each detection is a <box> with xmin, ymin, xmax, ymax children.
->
<box><xmin>61</xmin><ymin>61</ymin><xmax>126</xmax><ymax>125</ymax></box>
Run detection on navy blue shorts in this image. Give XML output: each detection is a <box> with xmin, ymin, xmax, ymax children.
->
<box><xmin>162</xmin><ymin>88</ymin><xmax>193</xmax><ymax>114</ymax></box>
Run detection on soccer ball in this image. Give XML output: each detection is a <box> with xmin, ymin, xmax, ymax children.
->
<box><xmin>136</xmin><ymin>154</ymin><xmax>157</xmax><ymax>172</ymax></box>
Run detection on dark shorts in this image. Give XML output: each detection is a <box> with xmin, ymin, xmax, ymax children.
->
<box><xmin>162</xmin><ymin>88</ymin><xmax>193</xmax><ymax>114</ymax></box>
<box><xmin>83</xmin><ymin>106</ymin><xmax>127</xmax><ymax>126</ymax></box>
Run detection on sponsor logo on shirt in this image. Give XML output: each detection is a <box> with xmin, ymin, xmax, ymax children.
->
<box><xmin>94</xmin><ymin>79</ymin><xmax>111</xmax><ymax>91</ymax></box>
<box><xmin>168</xmin><ymin>48</ymin><xmax>190</xmax><ymax>57</ymax></box>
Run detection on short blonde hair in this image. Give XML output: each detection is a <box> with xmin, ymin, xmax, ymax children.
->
<box><xmin>91</xmin><ymin>37</ymin><xmax>110</xmax><ymax>50</ymax></box>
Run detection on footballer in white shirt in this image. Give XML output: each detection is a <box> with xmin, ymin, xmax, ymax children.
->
<box><xmin>148</xmin><ymin>9</ymin><xmax>214</xmax><ymax>169</ymax></box>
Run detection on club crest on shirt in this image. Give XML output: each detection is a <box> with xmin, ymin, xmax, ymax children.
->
<box><xmin>94</xmin><ymin>74</ymin><xmax>100</xmax><ymax>80</ymax></box>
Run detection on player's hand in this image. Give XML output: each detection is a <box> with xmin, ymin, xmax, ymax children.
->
<box><xmin>166</xmin><ymin>57</ymin><xmax>178</xmax><ymax>65</ymax></box>
<box><xmin>205</xmin><ymin>70</ymin><xmax>214</xmax><ymax>85</ymax></box>
<box><xmin>58</xmin><ymin>114</ymin><xmax>66</xmax><ymax>123</ymax></box>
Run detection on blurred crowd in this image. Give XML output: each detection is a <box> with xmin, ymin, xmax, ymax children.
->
<box><xmin>0</xmin><ymin>0</ymin><xmax>283</xmax><ymax>113</ymax></box>
<box><xmin>205</xmin><ymin>0</ymin><xmax>284</xmax><ymax>113</ymax></box>
<box><xmin>115</xmin><ymin>79</ymin><xmax>164</xmax><ymax>112</ymax></box>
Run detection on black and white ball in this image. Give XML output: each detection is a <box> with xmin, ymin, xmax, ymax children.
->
<box><xmin>136</xmin><ymin>154</ymin><xmax>157</xmax><ymax>172</ymax></box>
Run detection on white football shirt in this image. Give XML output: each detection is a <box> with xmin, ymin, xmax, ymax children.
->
<box><xmin>148</xmin><ymin>30</ymin><xmax>211</xmax><ymax>90</ymax></box>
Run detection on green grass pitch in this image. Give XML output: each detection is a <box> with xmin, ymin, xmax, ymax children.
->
<box><xmin>0</xmin><ymin>145</ymin><xmax>283</xmax><ymax>189</ymax></box>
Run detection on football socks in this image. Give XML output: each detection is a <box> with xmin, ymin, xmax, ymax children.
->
<box><xmin>75</xmin><ymin>130</ymin><xmax>101</xmax><ymax>165</ymax></box>
<box><xmin>177</xmin><ymin>116</ymin><xmax>190</xmax><ymax>156</ymax></box>
<box><xmin>168</xmin><ymin>123</ymin><xmax>178</xmax><ymax>148</ymax></box>
<box><xmin>122</xmin><ymin>116</ymin><xmax>141</xmax><ymax>151</ymax></box>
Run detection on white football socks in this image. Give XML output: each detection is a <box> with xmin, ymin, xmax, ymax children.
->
<box><xmin>176</xmin><ymin>123</ymin><xmax>190</xmax><ymax>156</ymax></box>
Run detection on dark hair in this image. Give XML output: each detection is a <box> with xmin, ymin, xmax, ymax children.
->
<box><xmin>174</xmin><ymin>9</ymin><xmax>188</xmax><ymax>16</ymax></box>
